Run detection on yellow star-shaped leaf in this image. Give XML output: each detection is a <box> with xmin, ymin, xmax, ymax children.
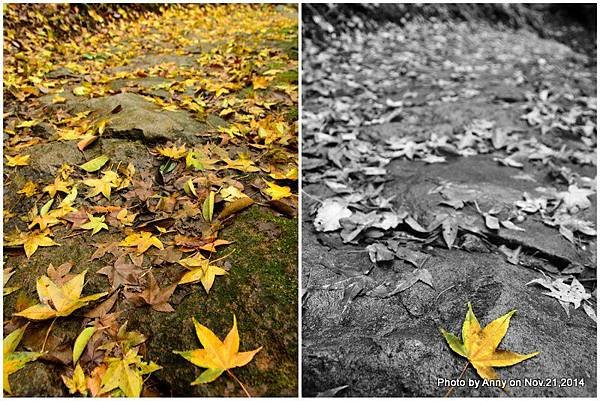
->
<box><xmin>177</xmin><ymin>253</ymin><xmax>227</xmax><ymax>293</ymax></box>
<box><xmin>156</xmin><ymin>144</ymin><xmax>187</xmax><ymax>160</ymax></box>
<box><xmin>84</xmin><ymin>171</ymin><xmax>120</xmax><ymax>199</ymax></box>
<box><xmin>14</xmin><ymin>269</ymin><xmax>107</xmax><ymax>320</ymax></box>
<box><xmin>119</xmin><ymin>231</ymin><xmax>164</xmax><ymax>254</ymax></box>
<box><xmin>17</xmin><ymin>181</ymin><xmax>37</xmax><ymax>197</ymax></box>
<box><xmin>173</xmin><ymin>314</ymin><xmax>262</xmax><ymax>385</ymax></box>
<box><xmin>80</xmin><ymin>213</ymin><xmax>109</xmax><ymax>235</ymax></box>
<box><xmin>43</xmin><ymin>176</ymin><xmax>72</xmax><ymax>198</ymax></box>
<box><xmin>6</xmin><ymin>230</ymin><xmax>60</xmax><ymax>258</ymax></box>
<box><xmin>5</xmin><ymin>154</ymin><xmax>30</xmax><ymax>167</ymax></box>
<box><xmin>440</xmin><ymin>303</ymin><xmax>539</xmax><ymax>381</ymax></box>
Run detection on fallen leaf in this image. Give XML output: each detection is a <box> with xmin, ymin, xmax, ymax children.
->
<box><xmin>14</xmin><ymin>269</ymin><xmax>107</xmax><ymax>320</ymax></box>
<box><xmin>4</xmin><ymin>324</ymin><xmax>42</xmax><ymax>394</ymax></box>
<box><xmin>440</xmin><ymin>303</ymin><xmax>539</xmax><ymax>380</ymax></box>
<box><xmin>124</xmin><ymin>272</ymin><xmax>176</xmax><ymax>312</ymax></box>
<box><xmin>80</xmin><ymin>155</ymin><xmax>110</xmax><ymax>172</ymax></box>
<box><xmin>80</xmin><ymin>213</ymin><xmax>109</xmax><ymax>235</ymax></box>
<box><xmin>178</xmin><ymin>253</ymin><xmax>228</xmax><ymax>293</ymax></box>
<box><xmin>314</xmin><ymin>199</ymin><xmax>352</xmax><ymax>232</ymax></box>
<box><xmin>173</xmin><ymin>314</ymin><xmax>262</xmax><ymax>385</ymax></box>
<box><xmin>119</xmin><ymin>231</ymin><xmax>164</xmax><ymax>254</ymax></box>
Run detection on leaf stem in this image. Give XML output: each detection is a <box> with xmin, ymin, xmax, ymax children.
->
<box><xmin>444</xmin><ymin>361</ymin><xmax>469</xmax><ymax>397</ymax></box>
<box><xmin>227</xmin><ymin>369</ymin><xmax>251</xmax><ymax>397</ymax></box>
<box><xmin>41</xmin><ymin>317</ymin><xmax>57</xmax><ymax>353</ymax></box>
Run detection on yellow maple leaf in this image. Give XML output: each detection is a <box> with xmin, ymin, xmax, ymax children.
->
<box><xmin>43</xmin><ymin>176</ymin><xmax>72</xmax><ymax>198</ymax></box>
<box><xmin>252</xmin><ymin>76</ymin><xmax>270</xmax><ymax>90</ymax></box>
<box><xmin>5</xmin><ymin>154</ymin><xmax>30</xmax><ymax>167</ymax></box>
<box><xmin>156</xmin><ymin>144</ymin><xmax>187</xmax><ymax>160</ymax></box>
<box><xmin>223</xmin><ymin>155</ymin><xmax>260</xmax><ymax>173</ymax></box>
<box><xmin>8</xmin><ymin>230</ymin><xmax>60</xmax><ymax>258</ymax></box>
<box><xmin>14</xmin><ymin>269</ymin><xmax>107</xmax><ymax>320</ymax></box>
<box><xmin>99</xmin><ymin>349</ymin><xmax>161</xmax><ymax>397</ymax></box>
<box><xmin>220</xmin><ymin>186</ymin><xmax>248</xmax><ymax>202</ymax></box>
<box><xmin>18</xmin><ymin>181</ymin><xmax>37</xmax><ymax>197</ymax></box>
<box><xmin>80</xmin><ymin>214</ymin><xmax>109</xmax><ymax>235</ymax></box>
<box><xmin>173</xmin><ymin>314</ymin><xmax>262</xmax><ymax>386</ymax></box>
<box><xmin>263</xmin><ymin>180</ymin><xmax>292</xmax><ymax>201</ymax></box>
<box><xmin>177</xmin><ymin>253</ymin><xmax>227</xmax><ymax>293</ymax></box>
<box><xmin>73</xmin><ymin>86</ymin><xmax>91</xmax><ymax>96</ymax></box>
<box><xmin>4</xmin><ymin>324</ymin><xmax>41</xmax><ymax>394</ymax></box>
<box><xmin>440</xmin><ymin>303</ymin><xmax>539</xmax><ymax>381</ymax></box>
<box><xmin>120</xmin><ymin>231</ymin><xmax>164</xmax><ymax>254</ymax></box>
<box><xmin>52</xmin><ymin>94</ymin><xmax>67</xmax><ymax>104</ymax></box>
<box><xmin>16</xmin><ymin>119</ymin><xmax>40</xmax><ymax>128</ymax></box>
<box><xmin>84</xmin><ymin>171</ymin><xmax>120</xmax><ymax>199</ymax></box>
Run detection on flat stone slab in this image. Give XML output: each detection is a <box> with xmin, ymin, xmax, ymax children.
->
<box><xmin>72</xmin><ymin>92</ymin><xmax>209</xmax><ymax>143</ymax></box>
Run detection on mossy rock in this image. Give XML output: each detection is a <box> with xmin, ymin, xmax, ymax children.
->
<box><xmin>125</xmin><ymin>206</ymin><xmax>298</xmax><ymax>396</ymax></box>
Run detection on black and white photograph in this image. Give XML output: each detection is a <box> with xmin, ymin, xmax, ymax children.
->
<box><xmin>301</xmin><ymin>4</ymin><xmax>596</xmax><ymax>397</ymax></box>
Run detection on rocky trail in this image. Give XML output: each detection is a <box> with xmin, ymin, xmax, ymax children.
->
<box><xmin>3</xmin><ymin>4</ymin><xmax>298</xmax><ymax>396</ymax></box>
<box><xmin>302</xmin><ymin>17</ymin><xmax>596</xmax><ymax>397</ymax></box>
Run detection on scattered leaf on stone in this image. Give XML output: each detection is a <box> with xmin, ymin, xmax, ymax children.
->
<box><xmin>125</xmin><ymin>272</ymin><xmax>176</xmax><ymax>313</ymax></box>
<box><xmin>80</xmin><ymin>213</ymin><xmax>109</xmax><ymax>235</ymax></box>
<box><xmin>173</xmin><ymin>314</ymin><xmax>262</xmax><ymax>386</ymax></box>
<box><xmin>80</xmin><ymin>155</ymin><xmax>110</xmax><ymax>172</ymax></box>
<box><xmin>14</xmin><ymin>269</ymin><xmax>108</xmax><ymax>320</ymax></box>
<box><xmin>440</xmin><ymin>303</ymin><xmax>539</xmax><ymax>380</ymax></box>
<box><xmin>119</xmin><ymin>231</ymin><xmax>164</xmax><ymax>254</ymax></box>
<box><xmin>527</xmin><ymin>274</ymin><xmax>592</xmax><ymax>317</ymax></box>
<box><xmin>178</xmin><ymin>253</ymin><xmax>228</xmax><ymax>293</ymax></box>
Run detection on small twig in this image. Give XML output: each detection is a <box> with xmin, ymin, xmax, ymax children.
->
<box><xmin>444</xmin><ymin>361</ymin><xmax>469</xmax><ymax>397</ymax></box>
<box><xmin>227</xmin><ymin>369</ymin><xmax>251</xmax><ymax>397</ymax></box>
<box><xmin>435</xmin><ymin>285</ymin><xmax>456</xmax><ymax>305</ymax></box>
<box><xmin>41</xmin><ymin>317</ymin><xmax>57</xmax><ymax>353</ymax></box>
<box><xmin>301</xmin><ymin>189</ymin><xmax>323</xmax><ymax>204</ymax></box>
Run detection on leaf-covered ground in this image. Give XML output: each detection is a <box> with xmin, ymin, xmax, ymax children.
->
<box><xmin>3</xmin><ymin>4</ymin><xmax>297</xmax><ymax>396</ymax></box>
<box><xmin>302</xmin><ymin>13</ymin><xmax>596</xmax><ymax>397</ymax></box>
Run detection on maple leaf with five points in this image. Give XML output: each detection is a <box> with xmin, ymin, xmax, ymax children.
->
<box><xmin>178</xmin><ymin>253</ymin><xmax>228</xmax><ymax>293</ymax></box>
<box><xmin>5</xmin><ymin>230</ymin><xmax>60</xmax><ymax>258</ymax></box>
<box><xmin>80</xmin><ymin>213</ymin><xmax>109</xmax><ymax>235</ymax></box>
<box><xmin>84</xmin><ymin>170</ymin><xmax>121</xmax><ymax>199</ymax></box>
<box><xmin>124</xmin><ymin>272</ymin><xmax>176</xmax><ymax>312</ymax></box>
<box><xmin>440</xmin><ymin>303</ymin><xmax>539</xmax><ymax>381</ymax></box>
<box><xmin>4</xmin><ymin>324</ymin><xmax>42</xmax><ymax>394</ymax></box>
<box><xmin>173</xmin><ymin>314</ymin><xmax>262</xmax><ymax>386</ymax></box>
<box><xmin>14</xmin><ymin>269</ymin><xmax>108</xmax><ymax>320</ymax></box>
<box><xmin>43</xmin><ymin>176</ymin><xmax>72</xmax><ymax>197</ymax></box>
<box><xmin>5</xmin><ymin>154</ymin><xmax>30</xmax><ymax>167</ymax></box>
<box><xmin>156</xmin><ymin>144</ymin><xmax>187</xmax><ymax>159</ymax></box>
<box><xmin>119</xmin><ymin>231</ymin><xmax>164</xmax><ymax>254</ymax></box>
<box><xmin>100</xmin><ymin>349</ymin><xmax>161</xmax><ymax>397</ymax></box>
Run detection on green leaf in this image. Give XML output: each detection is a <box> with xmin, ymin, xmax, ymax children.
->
<box><xmin>39</xmin><ymin>199</ymin><xmax>54</xmax><ymax>216</ymax></box>
<box><xmin>73</xmin><ymin>326</ymin><xmax>96</xmax><ymax>364</ymax></box>
<box><xmin>183</xmin><ymin>179</ymin><xmax>197</xmax><ymax>197</ymax></box>
<box><xmin>80</xmin><ymin>155</ymin><xmax>109</xmax><ymax>172</ymax></box>
<box><xmin>202</xmin><ymin>191</ymin><xmax>215</xmax><ymax>222</ymax></box>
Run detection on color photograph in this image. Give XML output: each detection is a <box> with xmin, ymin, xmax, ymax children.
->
<box><xmin>3</xmin><ymin>3</ymin><xmax>298</xmax><ymax>396</ymax></box>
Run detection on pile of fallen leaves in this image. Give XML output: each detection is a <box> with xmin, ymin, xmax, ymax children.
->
<box><xmin>302</xmin><ymin>14</ymin><xmax>595</xmax><ymax>336</ymax></box>
<box><xmin>3</xmin><ymin>3</ymin><xmax>297</xmax><ymax>396</ymax></box>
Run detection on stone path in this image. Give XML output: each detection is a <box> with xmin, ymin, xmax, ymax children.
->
<box><xmin>302</xmin><ymin>18</ymin><xmax>596</xmax><ymax>397</ymax></box>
